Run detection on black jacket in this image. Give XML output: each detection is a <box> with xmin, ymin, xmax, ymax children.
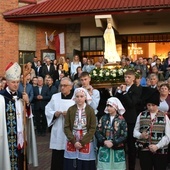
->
<box><xmin>33</xmin><ymin>85</ymin><xmax>50</xmax><ymax>110</ymax></box>
<box><xmin>115</xmin><ymin>84</ymin><xmax>141</xmax><ymax>124</ymax></box>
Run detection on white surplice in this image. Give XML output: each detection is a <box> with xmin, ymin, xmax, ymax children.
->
<box><xmin>45</xmin><ymin>92</ymin><xmax>75</xmax><ymax>150</ymax></box>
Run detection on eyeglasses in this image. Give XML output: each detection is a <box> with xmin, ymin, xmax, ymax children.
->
<box><xmin>60</xmin><ymin>84</ymin><xmax>70</xmax><ymax>87</ymax></box>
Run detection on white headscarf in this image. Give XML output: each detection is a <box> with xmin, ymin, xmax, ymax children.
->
<box><xmin>72</xmin><ymin>87</ymin><xmax>92</xmax><ymax>103</ymax></box>
<box><xmin>104</xmin><ymin>97</ymin><xmax>125</xmax><ymax>115</ymax></box>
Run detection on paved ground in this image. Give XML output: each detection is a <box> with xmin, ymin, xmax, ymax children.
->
<box><xmin>28</xmin><ymin>132</ymin><xmax>51</xmax><ymax>170</ymax></box>
<box><xmin>28</xmin><ymin>131</ymin><xmax>140</xmax><ymax>170</ymax></box>
<box><xmin>28</xmin><ymin>132</ymin><xmax>170</xmax><ymax>170</ymax></box>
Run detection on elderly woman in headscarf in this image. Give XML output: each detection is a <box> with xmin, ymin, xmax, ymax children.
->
<box><xmin>95</xmin><ymin>97</ymin><xmax>127</xmax><ymax>170</ymax></box>
<box><xmin>64</xmin><ymin>87</ymin><xmax>96</xmax><ymax>170</ymax></box>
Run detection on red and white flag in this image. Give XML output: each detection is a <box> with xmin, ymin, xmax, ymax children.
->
<box><xmin>54</xmin><ymin>35</ymin><xmax>60</xmax><ymax>54</ymax></box>
<box><xmin>54</xmin><ymin>32</ymin><xmax>65</xmax><ymax>55</ymax></box>
<box><xmin>59</xmin><ymin>32</ymin><xmax>65</xmax><ymax>54</ymax></box>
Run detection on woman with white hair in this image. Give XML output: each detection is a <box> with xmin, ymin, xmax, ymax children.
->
<box><xmin>95</xmin><ymin>97</ymin><xmax>127</xmax><ymax>170</ymax></box>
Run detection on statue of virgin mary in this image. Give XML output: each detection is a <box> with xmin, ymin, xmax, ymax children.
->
<box><xmin>104</xmin><ymin>22</ymin><xmax>120</xmax><ymax>63</ymax></box>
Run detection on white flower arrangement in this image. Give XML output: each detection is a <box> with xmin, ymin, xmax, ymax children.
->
<box><xmin>90</xmin><ymin>67</ymin><xmax>128</xmax><ymax>83</ymax></box>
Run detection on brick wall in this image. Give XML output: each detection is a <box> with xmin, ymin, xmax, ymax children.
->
<box><xmin>35</xmin><ymin>23</ymin><xmax>81</xmax><ymax>62</ymax></box>
<box><xmin>0</xmin><ymin>0</ymin><xmax>19</xmax><ymax>76</ymax></box>
<box><xmin>36</xmin><ymin>23</ymin><xmax>65</xmax><ymax>61</ymax></box>
<box><xmin>0</xmin><ymin>1</ymin><xmax>81</xmax><ymax>76</ymax></box>
<box><xmin>66</xmin><ymin>24</ymin><xmax>80</xmax><ymax>59</ymax></box>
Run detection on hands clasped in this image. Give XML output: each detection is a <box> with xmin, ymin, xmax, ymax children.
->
<box><xmin>149</xmin><ymin>144</ymin><xmax>158</xmax><ymax>153</ymax></box>
<box><xmin>74</xmin><ymin>142</ymin><xmax>83</xmax><ymax>149</ymax></box>
<box><xmin>55</xmin><ymin>111</ymin><xmax>67</xmax><ymax>117</ymax></box>
<box><xmin>104</xmin><ymin>140</ymin><xmax>113</xmax><ymax>148</ymax></box>
<box><xmin>37</xmin><ymin>95</ymin><xmax>43</xmax><ymax>100</ymax></box>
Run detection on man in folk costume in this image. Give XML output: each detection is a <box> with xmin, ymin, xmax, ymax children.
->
<box><xmin>45</xmin><ymin>77</ymin><xmax>75</xmax><ymax>170</ymax></box>
<box><xmin>0</xmin><ymin>62</ymin><xmax>38</xmax><ymax>170</ymax></box>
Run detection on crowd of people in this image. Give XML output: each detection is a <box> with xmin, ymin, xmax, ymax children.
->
<box><xmin>0</xmin><ymin>52</ymin><xmax>170</xmax><ymax>170</ymax></box>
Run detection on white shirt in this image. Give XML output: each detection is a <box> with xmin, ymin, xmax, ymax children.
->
<box><xmin>126</xmin><ymin>85</ymin><xmax>131</xmax><ymax>92</ymax></box>
<box><xmin>133</xmin><ymin>112</ymin><xmax>170</xmax><ymax>149</ymax></box>
<box><xmin>87</xmin><ymin>88</ymin><xmax>100</xmax><ymax>115</ymax></box>
<box><xmin>110</xmin><ymin>115</ymin><xmax>115</xmax><ymax>125</ymax></box>
<box><xmin>77</xmin><ymin>103</ymin><xmax>86</xmax><ymax>130</ymax></box>
<box><xmin>47</xmin><ymin>65</ymin><xmax>50</xmax><ymax>71</ymax></box>
<box><xmin>117</xmin><ymin>85</ymin><xmax>131</xmax><ymax>94</ymax></box>
<box><xmin>38</xmin><ymin>86</ymin><xmax>42</xmax><ymax>94</ymax></box>
<box><xmin>158</xmin><ymin>100</ymin><xmax>169</xmax><ymax>113</ymax></box>
<box><xmin>70</xmin><ymin>62</ymin><xmax>81</xmax><ymax>75</ymax></box>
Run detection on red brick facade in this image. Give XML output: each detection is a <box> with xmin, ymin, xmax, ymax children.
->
<box><xmin>0</xmin><ymin>0</ymin><xmax>65</xmax><ymax>77</ymax></box>
<box><xmin>36</xmin><ymin>24</ymin><xmax>64</xmax><ymax>61</ymax></box>
<box><xmin>0</xmin><ymin>0</ymin><xmax>19</xmax><ymax>76</ymax></box>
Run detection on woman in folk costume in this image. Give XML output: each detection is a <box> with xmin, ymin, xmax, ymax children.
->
<box><xmin>133</xmin><ymin>89</ymin><xmax>170</xmax><ymax>170</ymax></box>
<box><xmin>0</xmin><ymin>62</ymin><xmax>38</xmax><ymax>170</ymax></box>
<box><xmin>64</xmin><ymin>87</ymin><xmax>96</xmax><ymax>170</ymax></box>
<box><xmin>103</xmin><ymin>21</ymin><xmax>120</xmax><ymax>63</ymax></box>
<box><xmin>95</xmin><ymin>97</ymin><xmax>127</xmax><ymax>170</ymax></box>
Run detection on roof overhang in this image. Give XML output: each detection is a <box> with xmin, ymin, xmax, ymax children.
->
<box><xmin>3</xmin><ymin>0</ymin><xmax>170</xmax><ymax>24</ymax></box>
<box><xmin>2</xmin><ymin>0</ymin><xmax>170</xmax><ymax>35</ymax></box>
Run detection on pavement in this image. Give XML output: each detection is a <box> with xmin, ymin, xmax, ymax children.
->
<box><xmin>28</xmin><ymin>132</ymin><xmax>170</xmax><ymax>170</ymax></box>
<box><xmin>28</xmin><ymin>131</ymin><xmax>140</xmax><ymax>170</ymax></box>
<box><xmin>28</xmin><ymin>132</ymin><xmax>51</xmax><ymax>170</ymax></box>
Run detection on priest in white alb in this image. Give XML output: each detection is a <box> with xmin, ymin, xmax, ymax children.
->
<box><xmin>45</xmin><ymin>77</ymin><xmax>75</xmax><ymax>170</ymax></box>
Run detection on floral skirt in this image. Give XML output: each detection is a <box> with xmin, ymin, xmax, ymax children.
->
<box><xmin>97</xmin><ymin>147</ymin><xmax>126</xmax><ymax>170</ymax></box>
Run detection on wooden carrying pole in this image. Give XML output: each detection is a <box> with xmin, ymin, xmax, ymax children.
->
<box><xmin>22</xmin><ymin>63</ymin><xmax>31</xmax><ymax>170</ymax></box>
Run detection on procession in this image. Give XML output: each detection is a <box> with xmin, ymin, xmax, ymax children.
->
<box><xmin>1</xmin><ymin>0</ymin><xmax>170</xmax><ymax>170</ymax></box>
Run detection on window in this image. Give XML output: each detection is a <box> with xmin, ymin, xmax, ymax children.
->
<box><xmin>81</xmin><ymin>36</ymin><xmax>104</xmax><ymax>51</ymax></box>
<box><xmin>90</xmin><ymin>38</ymin><xmax>96</xmax><ymax>50</ymax></box>
<box><xmin>82</xmin><ymin>38</ymin><xmax>89</xmax><ymax>51</ymax></box>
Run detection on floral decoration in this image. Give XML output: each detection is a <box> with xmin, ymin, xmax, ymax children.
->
<box><xmin>90</xmin><ymin>67</ymin><xmax>128</xmax><ymax>83</ymax></box>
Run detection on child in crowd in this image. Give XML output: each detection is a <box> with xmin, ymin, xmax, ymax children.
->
<box><xmin>64</xmin><ymin>87</ymin><xmax>96</xmax><ymax>170</ymax></box>
<box><xmin>95</xmin><ymin>97</ymin><xmax>127</xmax><ymax>170</ymax></box>
<box><xmin>134</xmin><ymin>90</ymin><xmax>170</xmax><ymax>170</ymax></box>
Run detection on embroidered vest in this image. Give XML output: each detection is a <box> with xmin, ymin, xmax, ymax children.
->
<box><xmin>136</xmin><ymin>110</ymin><xmax>168</xmax><ymax>153</ymax></box>
<box><xmin>67</xmin><ymin>108</ymin><xmax>90</xmax><ymax>154</ymax></box>
<box><xmin>73</xmin><ymin>108</ymin><xmax>87</xmax><ymax>140</ymax></box>
<box><xmin>99</xmin><ymin>114</ymin><xmax>127</xmax><ymax>149</ymax></box>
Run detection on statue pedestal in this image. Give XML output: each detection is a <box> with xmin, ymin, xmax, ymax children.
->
<box><xmin>91</xmin><ymin>81</ymin><xmax>122</xmax><ymax>89</ymax></box>
<box><xmin>103</xmin><ymin>62</ymin><xmax>121</xmax><ymax>69</ymax></box>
